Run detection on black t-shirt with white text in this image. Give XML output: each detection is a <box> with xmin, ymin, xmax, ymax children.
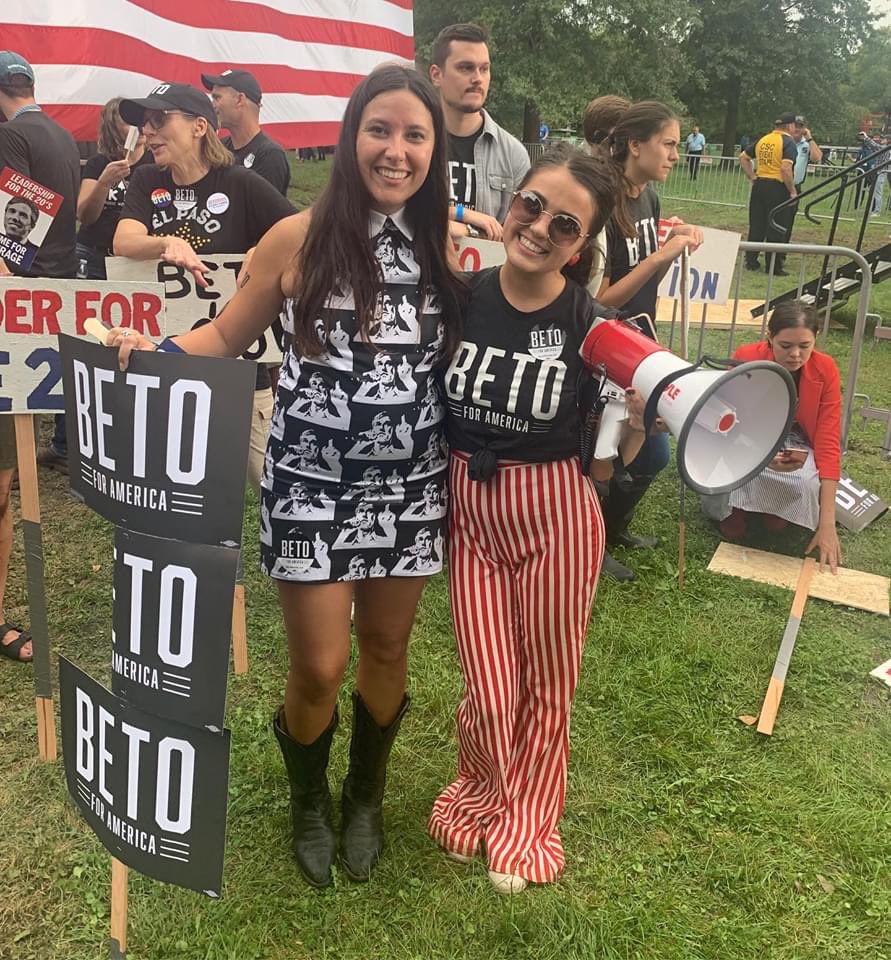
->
<box><xmin>121</xmin><ymin>163</ymin><xmax>295</xmax><ymax>388</ymax></box>
<box><xmin>447</xmin><ymin>123</ymin><xmax>483</xmax><ymax>209</ymax></box>
<box><xmin>222</xmin><ymin>131</ymin><xmax>290</xmax><ymax>197</ymax></box>
<box><xmin>78</xmin><ymin>150</ymin><xmax>154</xmax><ymax>255</ymax></box>
<box><xmin>604</xmin><ymin>185</ymin><xmax>661</xmax><ymax>335</ymax></box>
<box><xmin>445</xmin><ymin>267</ymin><xmax>606</xmax><ymax>462</ymax></box>
<box><xmin>0</xmin><ymin>110</ymin><xmax>80</xmax><ymax>278</ymax></box>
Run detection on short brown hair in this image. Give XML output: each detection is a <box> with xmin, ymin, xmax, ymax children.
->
<box><xmin>97</xmin><ymin>98</ymin><xmax>127</xmax><ymax>159</ymax></box>
<box><xmin>0</xmin><ymin>76</ymin><xmax>34</xmax><ymax>99</ymax></box>
<box><xmin>583</xmin><ymin>95</ymin><xmax>631</xmax><ymax>146</ymax></box>
<box><xmin>431</xmin><ymin>23</ymin><xmax>489</xmax><ymax>68</ymax></box>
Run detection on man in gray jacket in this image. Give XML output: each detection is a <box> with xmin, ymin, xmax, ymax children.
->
<box><xmin>429</xmin><ymin>23</ymin><xmax>530</xmax><ymax>241</ymax></box>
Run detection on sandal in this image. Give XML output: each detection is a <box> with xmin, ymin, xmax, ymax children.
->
<box><xmin>0</xmin><ymin>622</ymin><xmax>33</xmax><ymax>663</ymax></box>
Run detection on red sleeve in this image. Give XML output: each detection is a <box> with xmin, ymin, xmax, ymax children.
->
<box><xmin>812</xmin><ymin>357</ymin><xmax>842</xmax><ymax>481</ymax></box>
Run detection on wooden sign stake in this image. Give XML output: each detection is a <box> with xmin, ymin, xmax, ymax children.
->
<box><xmin>677</xmin><ymin>478</ymin><xmax>687</xmax><ymax>591</ymax></box>
<box><xmin>13</xmin><ymin>413</ymin><xmax>57</xmax><ymax>761</ymax></box>
<box><xmin>232</xmin><ymin>582</ymin><xmax>248</xmax><ymax>675</ymax></box>
<box><xmin>109</xmin><ymin>857</ymin><xmax>128</xmax><ymax>958</ymax></box>
<box><xmin>756</xmin><ymin>558</ymin><xmax>816</xmax><ymax>736</ymax></box>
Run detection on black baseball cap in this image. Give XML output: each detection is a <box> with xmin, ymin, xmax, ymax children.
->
<box><xmin>201</xmin><ymin>69</ymin><xmax>262</xmax><ymax>105</ymax></box>
<box><xmin>119</xmin><ymin>82</ymin><xmax>218</xmax><ymax>129</ymax></box>
<box><xmin>775</xmin><ymin>112</ymin><xmax>797</xmax><ymax>125</ymax></box>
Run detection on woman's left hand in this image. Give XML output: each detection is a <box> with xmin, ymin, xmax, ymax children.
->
<box><xmin>805</xmin><ymin>524</ymin><xmax>842</xmax><ymax>574</ymax></box>
<box><xmin>624</xmin><ymin>387</ymin><xmax>646</xmax><ymax>432</ymax></box>
<box><xmin>667</xmin><ymin>223</ymin><xmax>704</xmax><ymax>254</ymax></box>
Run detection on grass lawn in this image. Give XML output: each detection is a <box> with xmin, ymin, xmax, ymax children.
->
<box><xmin>1</xmin><ymin>157</ymin><xmax>889</xmax><ymax>960</ymax></box>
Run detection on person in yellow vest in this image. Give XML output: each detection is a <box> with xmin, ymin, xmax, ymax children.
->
<box><xmin>739</xmin><ymin>111</ymin><xmax>798</xmax><ymax>276</ymax></box>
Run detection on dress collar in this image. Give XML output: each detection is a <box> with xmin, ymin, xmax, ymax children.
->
<box><xmin>368</xmin><ymin>207</ymin><xmax>414</xmax><ymax>241</ymax></box>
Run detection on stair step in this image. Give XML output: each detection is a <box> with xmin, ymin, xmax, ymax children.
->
<box><xmin>822</xmin><ymin>277</ymin><xmax>859</xmax><ymax>292</ymax></box>
<box><xmin>873</xmin><ymin>261</ymin><xmax>891</xmax><ymax>273</ymax></box>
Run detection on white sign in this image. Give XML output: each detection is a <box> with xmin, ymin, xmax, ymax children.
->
<box><xmin>0</xmin><ymin>278</ymin><xmax>166</xmax><ymax>413</ymax></box>
<box><xmin>657</xmin><ymin>226</ymin><xmax>742</xmax><ymax>306</ymax></box>
<box><xmin>454</xmin><ymin>236</ymin><xmax>505</xmax><ymax>272</ymax></box>
<box><xmin>105</xmin><ymin>255</ymin><xmax>285</xmax><ymax>365</ymax></box>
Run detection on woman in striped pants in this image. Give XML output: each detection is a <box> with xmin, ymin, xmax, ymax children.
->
<box><xmin>429</xmin><ymin>144</ymin><xmax>645</xmax><ymax>893</ymax></box>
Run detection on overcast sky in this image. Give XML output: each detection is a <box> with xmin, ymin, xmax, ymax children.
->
<box><xmin>872</xmin><ymin>0</ymin><xmax>891</xmax><ymax>25</ymax></box>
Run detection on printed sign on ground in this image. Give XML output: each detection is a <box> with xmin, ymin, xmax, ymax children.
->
<box><xmin>60</xmin><ymin>657</ymin><xmax>230</xmax><ymax>897</ymax></box>
<box><xmin>0</xmin><ymin>167</ymin><xmax>63</xmax><ymax>271</ymax></box>
<box><xmin>106</xmin><ymin>255</ymin><xmax>285</xmax><ymax>364</ymax></box>
<box><xmin>60</xmin><ymin>335</ymin><xmax>254</xmax><ymax>546</ymax></box>
<box><xmin>0</xmin><ymin>279</ymin><xmax>165</xmax><ymax>413</ymax></box>
<box><xmin>835</xmin><ymin>474</ymin><xmax>888</xmax><ymax>532</ymax></box>
<box><xmin>112</xmin><ymin>528</ymin><xmax>237</xmax><ymax>731</ymax></box>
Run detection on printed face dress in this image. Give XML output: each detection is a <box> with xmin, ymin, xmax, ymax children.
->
<box><xmin>260</xmin><ymin>213</ymin><xmax>449</xmax><ymax>582</ymax></box>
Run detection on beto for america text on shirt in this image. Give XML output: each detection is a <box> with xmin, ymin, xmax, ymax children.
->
<box><xmin>60</xmin><ymin>336</ymin><xmax>255</xmax><ymax>547</ymax></box>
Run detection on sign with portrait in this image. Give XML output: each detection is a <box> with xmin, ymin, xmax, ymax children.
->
<box><xmin>60</xmin><ymin>657</ymin><xmax>230</xmax><ymax>898</ymax></box>
<box><xmin>0</xmin><ymin>167</ymin><xmax>62</xmax><ymax>271</ymax></box>
<box><xmin>60</xmin><ymin>335</ymin><xmax>254</xmax><ymax>546</ymax></box>
<box><xmin>112</xmin><ymin>528</ymin><xmax>237</xmax><ymax>731</ymax></box>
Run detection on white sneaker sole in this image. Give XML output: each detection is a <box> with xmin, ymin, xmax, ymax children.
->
<box><xmin>488</xmin><ymin>870</ymin><xmax>528</xmax><ymax>894</ymax></box>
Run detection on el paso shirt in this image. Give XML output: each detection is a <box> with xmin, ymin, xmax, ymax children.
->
<box><xmin>121</xmin><ymin>163</ymin><xmax>294</xmax><ymax>257</ymax></box>
<box><xmin>445</xmin><ymin>267</ymin><xmax>608</xmax><ymax>462</ymax></box>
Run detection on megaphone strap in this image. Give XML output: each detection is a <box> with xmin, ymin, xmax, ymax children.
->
<box><xmin>642</xmin><ymin>361</ymin><xmax>703</xmax><ymax>435</ymax></box>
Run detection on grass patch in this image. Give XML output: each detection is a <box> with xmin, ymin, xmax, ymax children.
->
<box><xmin>1</xmin><ymin>158</ymin><xmax>889</xmax><ymax>960</ymax></box>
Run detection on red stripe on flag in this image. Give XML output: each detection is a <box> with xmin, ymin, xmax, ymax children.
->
<box><xmin>124</xmin><ymin>0</ymin><xmax>414</xmax><ymax>57</ymax></box>
<box><xmin>1</xmin><ymin>25</ymin><xmax>367</xmax><ymax>98</ymax></box>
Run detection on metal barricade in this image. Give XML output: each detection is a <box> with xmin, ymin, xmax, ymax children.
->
<box><xmin>662</xmin><ymin>241</ymin><xmax>873</xmax><ymax>452</ymax></box>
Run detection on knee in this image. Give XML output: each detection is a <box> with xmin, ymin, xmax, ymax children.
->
<box><xmin>287</xmin><ymin>656</ymin><xmax>348</xmax><ymax>704</ymax></box>
<box><xmin>357</xmin><ymin>629</ymin><xmax>409</xmax><ymax>668</ymax></box>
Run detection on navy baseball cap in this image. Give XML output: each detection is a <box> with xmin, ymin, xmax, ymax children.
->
<box><xmin>776</xmin><ymin>112</ymin><xmax>797</xmax><ymax>125</ymax></box>
<box><xmin>0</xmin><ymin>51</ymin><xmax>35</xmax><ymax>85</ymax></box>
<box><xmin>201</xmin><ymin>69</ymin><xmax>262</xmax><ymax>105</ymax></box>
<box><xmin>120</xmin><ymin>82</ymin><xmax>218</xmax><ymax>129</ymax></box>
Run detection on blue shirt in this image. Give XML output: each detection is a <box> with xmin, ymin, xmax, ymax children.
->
<box><xmin>686</xmin><ymin>132</ymin><xmax>706</xmax><ymax>152</ymax></box>
<box><xmin>794</xmin><ymin>138</ymin><xmax>812</xmax><ymax>185</ymax></box>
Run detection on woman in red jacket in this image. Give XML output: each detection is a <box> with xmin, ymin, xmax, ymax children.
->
<box><xmin>709</xmin><ymin>301</ymin><xmax>842</xmax><ymax>572</ymax></box>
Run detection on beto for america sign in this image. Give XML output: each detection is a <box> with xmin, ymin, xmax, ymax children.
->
<box><xmin>59</xmin><ymin>335</ymin><xmax>254</xmax><ymax>546</ymax></box>
<box><xmin>60</xmin><ymin>657</ymin><xmax>230</xmax><ymax>897</ymax></box>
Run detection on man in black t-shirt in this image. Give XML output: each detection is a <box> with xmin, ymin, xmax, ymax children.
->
<box><xmin>202</xmin><ymin>69</ymin><xmax>290</xmax><ymax>196</ymax></box>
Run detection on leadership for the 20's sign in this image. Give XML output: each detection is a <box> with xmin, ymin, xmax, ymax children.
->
<box><xmin>112</xmin><ymin>528</ymin><xmax>237</xmax><ymax>731</ymax></box>
<box><xmin>59</xmin><ymin>335</ymin><xmax>254</xmax><ymax>546</ymax></box>
<box><xmin>60</xmin><ymin>657</ymin><xmax>230</xmax><ymax>897</ymax></box>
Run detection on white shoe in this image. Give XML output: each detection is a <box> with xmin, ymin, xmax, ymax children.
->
<box><xmin>444</xmin><ymin>848</ymin><xmax>474</xmax><ymax>864</ymax></box>
<box><xmin>488</xmin><ymin>870</ymin><xmax>528</xmax><ymax>894</ymax></box>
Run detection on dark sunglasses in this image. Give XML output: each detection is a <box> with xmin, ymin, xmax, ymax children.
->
<box><xmin>140</xmin><ymin>109</ymin><xmax>197</xmax><ymax>131</ymax></box>
<box><xmin>508</xmin><ymin>191</ymin><xmax>590</xmax><ymax>247</ymax></box>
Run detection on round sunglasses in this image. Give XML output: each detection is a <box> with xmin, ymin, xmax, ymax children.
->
<box><xmin>508</xmin><ymin>191</ymin><xmax>590</xmax><ymax>247</ymax></box>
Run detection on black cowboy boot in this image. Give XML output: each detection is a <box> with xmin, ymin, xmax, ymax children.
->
<box><xmin>340</xmin><ymin>691</ymin><xmax>409</xmax><ymax>881</ymax></box>
<box><xmin>272</xmin><ymin>707</ymin><xmax>338</xmax><ymax>887</ymax></box>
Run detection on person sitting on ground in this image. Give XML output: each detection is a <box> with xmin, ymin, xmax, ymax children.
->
<box><xmin>702</xmin><ymin>301</ymin><xmax>842</xmax><ymax>573</ymax></box>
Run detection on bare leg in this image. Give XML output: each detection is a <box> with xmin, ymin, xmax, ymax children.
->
<box><xmin>353</xmin><ymin>576</ymin><xmax>427</xmax><ymax>726</ymax></box>
<box><xmin>0</xmin><ymin>468</ymin><xmax>31</xmax><ymax>660</ymax></box>
<box><xmin>277</xmin><ymin>580</ymin><xmax>353</xmax><ymax>743</ymax></box>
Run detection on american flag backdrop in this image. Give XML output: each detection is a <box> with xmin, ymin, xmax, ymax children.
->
<box><xmin>0</xmin><ymin>1</ymin><xmax>414</xmax><ymax>148</ymax></box>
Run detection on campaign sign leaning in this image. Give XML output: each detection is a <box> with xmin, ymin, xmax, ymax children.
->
<box><xmin>60</xmin><ymin>336</ymin><xmax>255</xmax><ymax>546</ymax></box>
<box><xmin>106</xmin><ymin>255</ymin><xmax>285</xmax><ymax>365</ymax></box>
<box><xmin>112</xmin><ymin>528</ymin><xmax>238</xmax><ymax>731</ymax></box>
<box><xmin>0</xmin><ymin>278</ymin><xmax>165</xmax><ymax>414</ymax></box>
<box><xmin>60</xmin><ymin>657</ymin><xmax>230</xmax><ymax>898</ymax></box>
<box><xmin>835</xmin><ymin>474</ymin><xmax>889</xmax><ymax>532</ymax></box>
<box><xmin>657</xmin><ymin>226</ymin><xmax>742</xmax><ymax>306</ymax></box>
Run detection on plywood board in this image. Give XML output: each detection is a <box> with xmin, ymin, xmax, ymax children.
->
<box><xmin>707</xmin><ymin>542</ymin><xmax>889</xmax><ymax>616</ymax></box>
<box><xmin>656</xmin><ymin>298</ymin><xmax>765</xmax><ymax>328</ymax></box>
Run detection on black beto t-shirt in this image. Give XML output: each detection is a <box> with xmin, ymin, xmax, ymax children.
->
<box><xmin>0</xmin><ymin>110</ymin><xmax>80</xmax><ymax>278</ymax></box>
<box><xmin>222</xmin><ymin>131</ymin><xmax>290</xmax><ymax>197</ymax></box>
<box><xmin>447</xmin><ymin>122</ymin><xmax>483</xmax><ymax>209</ymax></box>
<box><xmin>604</xmin><ymin>185</ymin><xmax>661</xmax><ymax>335</ymax></box>
<box><xmin>445</xmin><ymin>267</ymin><xmax>605</xmax><ymax>462</ymax></box>
<box><xmin>122</xmin><ymin>163</ymin><xmax>295</xmax><ymax>389</ymax></box>
<box><xmin>77</xmin><ymin>150</ymin><xmax>153</xmax><ymax>254</ymax></box>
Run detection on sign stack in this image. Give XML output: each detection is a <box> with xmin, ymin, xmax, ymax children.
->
<box><xmin>57</xmin><ymin>335</ymin><xmax>255</xmax><ymax>953</ymax></box>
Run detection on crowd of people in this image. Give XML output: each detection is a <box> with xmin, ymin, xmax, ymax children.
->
<box><xmin>1</xmin><ymin>26</ymin><xmax>844</xmax><ymax>897</ymax></box>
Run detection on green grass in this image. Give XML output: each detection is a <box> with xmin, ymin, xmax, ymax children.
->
<box><xmin>1</xmin><ymin>160</ymin><xmax>889</xmax><ymax>960</ymax></box>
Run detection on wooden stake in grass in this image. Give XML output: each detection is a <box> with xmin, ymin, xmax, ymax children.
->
<box><xmin>677</xmin><ymin>478</ymin><xmax>687</xmax><ymax>591</ymax></box>
<box><xmin>109</xmin><ymin>858</ymin><xmax>128</xmax><ymax>959</ymax></box>
<box><xmin>14</xmin><ymin>414</ymin><xmax>58</xmax><ymax>761</ymax></box>
<box><xmin>756</xmin><ymin>558</ymin><xmax>816</xmax><ymax>736</ymax></box>
<box><xmin>232</xmin><ymin>581</ymin><xmax>248</xmax><ymax>675</ymax></box>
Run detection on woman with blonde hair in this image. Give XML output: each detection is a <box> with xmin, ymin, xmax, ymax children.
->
<box><xmin>114</xmin><ymin>82</ymin><xmax>296</xmax><ymax>491</ymax></box>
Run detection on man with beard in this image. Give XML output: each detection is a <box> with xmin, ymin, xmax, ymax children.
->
<box><xmin>429</xmin><ymin>23</ymin><xmax>529</xmax><ymax>242</ymax></box>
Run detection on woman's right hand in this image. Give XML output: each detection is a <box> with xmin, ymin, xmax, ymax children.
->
<box><xmin>98</xmin><ymin>159</ymin><xmax>132</xmax><ymax>186</ymax></box>
<box><xmin>105</xmin><ymin>327</ymin><xmax>158</xmax><ymax>372</ymax></box>
<box><xmin>660</xmin><ymin>234</ymin><xmax>694</xmax><ymax>263</ymax></box>
<box><xmin>161</xmin><ymin>236</ymin><xmax>211</xmax><ymax>289</ymax></box>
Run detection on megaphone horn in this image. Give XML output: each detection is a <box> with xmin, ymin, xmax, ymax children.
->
<box><xmin>580</xmin><ymin>318</ymin><xmax>797</xmax><ymax>496</ymax></box>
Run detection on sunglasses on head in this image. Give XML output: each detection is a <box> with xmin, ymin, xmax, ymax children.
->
<box><xmin>140</xmin><ymin>109</ymin><xmax>197</xmax><ymax>131</ymax></box>
<box><xmin>508</xmin><ymin>191</ymin><xmax>589</xmax><ymax>247</ymax></box>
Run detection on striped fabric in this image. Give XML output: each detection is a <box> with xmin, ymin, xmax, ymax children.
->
<box><xmin>429</xmin><ymin>453</ymin><xmax>605</xmax><ymax>883</ymax></box>
<box><xmin>1</xmin><ymin>1</ymin><xmax>414</xmax><ymax>148</ymax></box>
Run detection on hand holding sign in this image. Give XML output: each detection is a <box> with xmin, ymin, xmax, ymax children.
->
<box><xmin>105</xmin><ymin>325</ymin><xmax>159</xmax><ymax>371</ymax></box>
<box><xmin>665</xmin><ymin>222</ymin><xmax>704</xmax><ymax>254</ymax></box>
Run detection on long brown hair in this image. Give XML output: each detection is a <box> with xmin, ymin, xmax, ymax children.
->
<box><xmin>97</xmin><ymin>98</ymin><xmax>127</xmax><ymax>159</ymax></box>
<box><xmin>290</xmin><ymin>65</ymin><xmax>464</xmax><ymax>360</ymax></box>
<box><xmin>607</xmin><ymin>100</ymin><xmax>679</xmax><ymax>191</ymax></box>
<box><xmin>515</xmin><ymin>142</ymin><xmax>628</xmax><ymax>287</ymax></box>
<box><xmin>583</xmin><ymin>95</ymin><xmax>630</xmax><ymax>147</ymax></box>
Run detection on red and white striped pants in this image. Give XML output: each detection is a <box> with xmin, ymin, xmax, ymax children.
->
<box><xmin>428</xmin><ymin>453</ymin><xmax>604</xmax><ymax>882</ymax></box>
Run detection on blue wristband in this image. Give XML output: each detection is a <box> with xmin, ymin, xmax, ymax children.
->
<box><xmin>157</xmin><ymin>337</ymin><xmax>185</xmax><ymax>353</ymax></box>
<box><xmin>456</xmin><ymin>203</ymin><xmax>464</xmax><ymax>222</ymax></box>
